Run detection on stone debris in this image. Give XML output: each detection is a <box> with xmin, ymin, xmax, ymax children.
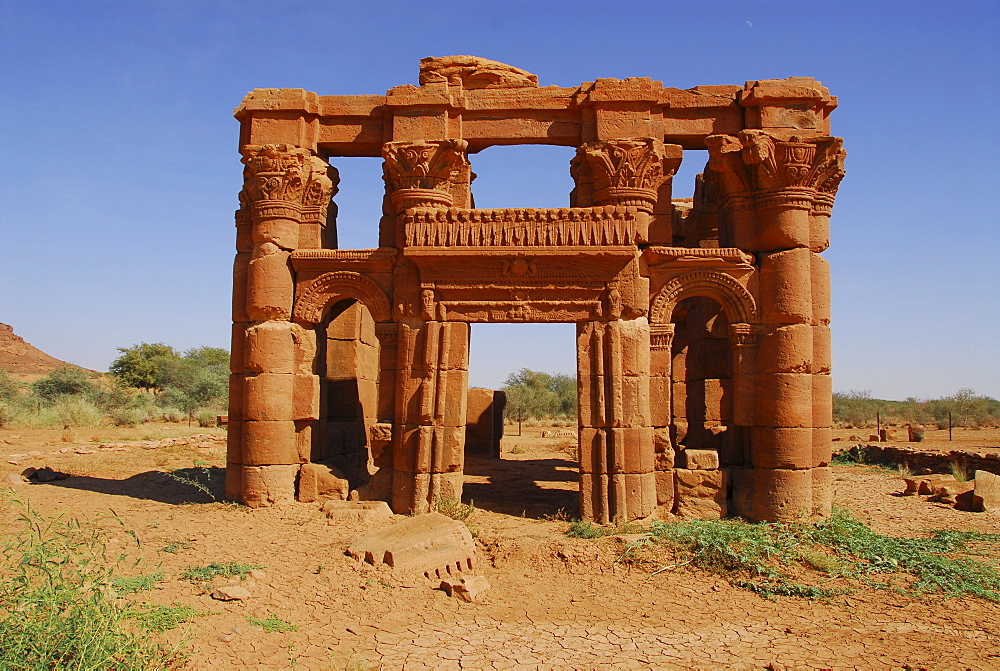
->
<box><xmin>211</xmin><ymin>585</ymin><xmax>252</xmax><ymax>601</ymax></box>
<box><xmin>439</xmin><ymin>575</ymin><xmax>490</xmax><ymax>602</ymax></box>
<box><xmin>973</xmin><ymin>470</ymin><xmax>1000</xmax><ymax>512</ymax></box>
<box><xmin>346</xmin><ymin>512</ymin><xmax>475</xmax><ymax>580</ymax></box>
<box><xmin>297</xmin><ymin>461</ymin><xmax>350</xmax><ymax>503</ymax></box>
<box><xmin>901</xmin><ymin>474</ymin><xmax>956</xmax><ymax>496</ymax></box>
<box><xmin>2</xmin><ymin>472</ymin><xmax>25</xmax><ymax>485</ymax></box>
<box><xmin>927</xmin><ymin>480</ymin><xmax>975</xmax><ymax>505</ymax></box>
<box><xmin>323</xmin><ymin>500</ymin><xmax>393</xmax><ymax>525</ymax></box>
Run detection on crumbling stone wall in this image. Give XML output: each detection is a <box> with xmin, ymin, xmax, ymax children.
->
<box><xmin>228</xmin><ymin>56</ymin><xmax>845</xmax><ymax>523</ymax></box>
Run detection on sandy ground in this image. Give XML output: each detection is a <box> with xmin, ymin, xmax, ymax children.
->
<box><xmin>2</xmin><ymin>423</ymin><xmax>999</xmax><ymax>670</ymax></box>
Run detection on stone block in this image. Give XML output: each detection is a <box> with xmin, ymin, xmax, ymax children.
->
<box><xmin>291</xmin><ymin>323</ymin><xmax>318</xmax><ymax>375</ymax></box>
<box><xmin>655</xmin><ymin>469</ymin><xmax>675</xmax><ymax>508</ymax></box>
<box><xmin>811</xmin><ymin>252</ymin><xmax>831</xmax><ymax>326</ymax></box>
<box><xmin>246</xmin><ymin>244</ymin><xmax>293</xmax><ymax>321</ymax></box>
<box><xmin>973</xmin><ymin>471</ymin><xmax>1000</xmax><ymax>512</ymax></box>
<box><xmin>243</xmin><ymin>420</ymin><xmax>297</xmax><ymax>465</ymax></box>
<box><xmin>812</xmin><ymin>325</ymin><xmax>832</xmax><ymax>374</ymax></box>
<box><xmin>928</xmin><ymin>480</ymin><xmax>975</xmax><ymax>505</ymax></box>
<box><xmin>346</xmin><ymin>512</ymin><xmax>476</xmax><ymax>580</ymax></box>
<box><xmin>620</xmin><ymin>375</ymin><xmax>651</xmax><ymax>427</ymax></box>
<box><xmin>811</xmin><ymin>466</ymin><xmax>832</xmax><ymax>518</ymax></box>
<box><xmin>232</xmin><ymin>253</ymin><xmax>250</xmax><ymax>323</ymax></box>
<box><xmin>323</xmin><ymin>500</ymin><xmax>394</xmax><ymax>525</ymax></box>
<box><xmin>226</xmin><ymin>419</ymin><xmax>243</xmax><ymax>464</ymax></box>
<box><xmin>295</xmin><ymin>421</ymin><xmax>314</xmax><ymax>463</ymax></box>
<box><xmin>240</xmin><ymin>464</ymin><xmax>297</xmax><ymax>507</ymax></box>
<box><xmin>244</xmin><ymin>321</ymin><xmax>296</xmax><ymax>374</ymax></box>
<box><xmin>756</xmin><ymin>202</ymin><xmax>811</xmax><ymax>250</ymax></box>
<box><xmin>758</xmin><ymin>324</ymin><xmax>812</xmax><ymax>374</ymax></box>
<box><xmin>244</xmin><ymin>373</ymin><xmax>294</xmax><ymax>421</ymax></box>
<box><xmin>751</xmin><ymin>427</ymin><xmax>811</xmax><ymax>469</ymax></box>
<box><xmin>297</xmin><ymin>461</ymin><xmax>349</xmax><ymax>503</ymax></box>
<box><xmin>758</xmin><ymin>247</ymin><xmax>812</xmax><ymax>325</ymax></box>
<box><xmin>230</xmin><ymin>322</ymin><xmax>248</xmax><ymax>374</ymax></box>
<box><xmin>672</xmin><ymin>381</ymin><xmax>687</xmax><ymax>418</ymax></box>
<box><xmin>649</xmin><ymin>375</ymin><xmax>671</xmax><ymax>427</ymax></box>
<box><xmin>440</xmin><ymin>575</ymin><xmax>490</xmax><ymax>602</ymax></box>
<box><xmin>432</xmin><ymin>425</ymin><xmax>465</xmax><ymax>474</ymax></box>
<box><xmin>674</xmin><ymin>468</ymin><xmax>727</xmax><ymax>519</ymax></box>
<box><xmin>810</xmin><ymin>212</ymin><xmax>830</xmax><ymax>253</ymax></box>
<box><xmin>677</xmin><ymin>448</ymin><xmax>720</xmax><ymax>470</ymax></box>
<box><xmin>753</xmin><ymin>373</ymin><xmax>813</xmax><ymax>428</ymax></box>
<box><xmin>228</xmin><ymin>374</ymin><xmax>244</xmax><ymax>421</ymax></box>
<box><xmin>812</xmin><ymin>374</ymin><xmax>832</xmax><ymax>428</ymax></box>
<box><xmin>293</xmin><ymin>373</ymin><xmax>320</xmax><ymax>421</ymax></box>
<box><xmin>578</xmin><ymin>427</ymin><xmax>605</xmax><ymax>474</ymax></box>
<box><xmin>225</xmin><ymin>462</ymin><xmax>242</xmax><ymax>501</ymax></box>
<box><xmin>749</xmin><ymin>468</ymin><xmax>812</xmax><ymax>522</ymax></box>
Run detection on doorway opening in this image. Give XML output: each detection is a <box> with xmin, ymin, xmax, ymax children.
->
<box><xmin>462</xmin><ymin>322</ymin><xmax>580</xmax><ymax>518</ymax></box>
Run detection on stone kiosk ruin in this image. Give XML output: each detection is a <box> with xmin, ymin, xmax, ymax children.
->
<box><xmin>227</xmin><ymin>56</ymin><xmax>845</xmax><ymax>524</ymax></box>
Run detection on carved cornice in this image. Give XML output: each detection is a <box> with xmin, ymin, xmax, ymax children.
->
<box><xmin>649</xmin><ymin>323</ymin><xmax>675</xmax><ymax>351</ymax></box>
<box><xmin>382</xmin><ymin>139</ymin><xmax>469</xmax><ymax>197</ymax></box>
<box><xmin>574</xmin><ymin>139</ymin><xmax>683</xmax><ymax>212</ymax></box>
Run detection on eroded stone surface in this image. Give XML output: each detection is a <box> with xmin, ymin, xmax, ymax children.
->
<box><xmin>346</xmin><ymin>512</ymin><xmax>475</xmax><ymax>580</ymax></box>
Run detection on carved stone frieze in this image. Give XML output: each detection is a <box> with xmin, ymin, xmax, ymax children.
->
<box><xmin>649</xmin><ymin>323</ymin><xmax>676</xmax><ymax>351</ymax></box>
<box><xmin>649</xmin><ymin>270</ymin><xmax>756</xmax><ymax>325</ymax></box>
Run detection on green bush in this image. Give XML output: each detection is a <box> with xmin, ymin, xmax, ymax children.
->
<box><xmin>502</xmin><ymin>368</ymin><xmax>577</xmax><ymax>423</ymax></box>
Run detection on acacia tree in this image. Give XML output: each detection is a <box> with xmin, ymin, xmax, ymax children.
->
<box><xmin>109</xmin><ymin>343</ymin><xmax>180</xmax><ymax>391</ymax></box>
<box><xmin>501</xmin><ymin>368</ymin><xmax>577</xmax><ymax>434</ymax></box>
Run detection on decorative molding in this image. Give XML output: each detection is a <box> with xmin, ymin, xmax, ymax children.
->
<box><xmin>293</xmin><ymin>271</ymin><xmax>392</xmax><ymax>324</ymax></box>
<box><xmin>403</xmin><ymin>207</ymin><xmax>640</xmax><ymax>247</ymax></box>
<box><xmin>575</xmin><ymin>139</ymin><xmax>683</xmax><ymax>212</ymax></box>
<box><xmin>728</xmin><ymin>322</ymin><xmax>759</xmax><ymax>349</ymax></box>
<box><xmin>241</xmin><ymin>144</ymin><xmax>310</xmax><ymax>203</ymax></box>
<box><xmin>649</xmin><ymin>271</ymin><xmax>756</xmax><ymax>325</ymax></box>
<box><xmin>649</xmin><ymin>323</ymin><xmax>676</xmax><ymax>351</ymax></box>
<box><xmin>382</xmin><ymin>139</ymin><xmax>468</xmax><ymax>197</ymax></box>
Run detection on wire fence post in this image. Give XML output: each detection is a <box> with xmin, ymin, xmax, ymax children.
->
<box><xmin>948</xmin><ymin>411</ymin><xmax>952</xmax><ymax>441</ymax></box>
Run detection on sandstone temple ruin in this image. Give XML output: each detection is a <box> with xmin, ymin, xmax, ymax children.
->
<box><xmin>226</xmin><ymin>56</ymin><xmax>845</xmax><ymax>524</ymax></box>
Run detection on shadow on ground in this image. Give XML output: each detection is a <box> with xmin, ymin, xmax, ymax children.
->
<box><xmin>39</xmin><ymin>467</ymin><xmax>227</xmax><ymax>505</ymax></box>
<box><xmin>463</xmin><ymin>452</ymin><xmax>579</xmax><ymax>519</ymax></box>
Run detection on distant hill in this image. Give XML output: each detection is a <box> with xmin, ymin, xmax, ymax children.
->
<box><xmin>0</xmin><ymin>323</ymin><xmax>75</xmax><ymax>374</ymax></box>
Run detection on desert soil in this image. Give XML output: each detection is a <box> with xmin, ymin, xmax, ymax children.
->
<box><xmin>2</xmin><ymin>423</ymin><xmax>999</xmax><ymax>670</ymax></box>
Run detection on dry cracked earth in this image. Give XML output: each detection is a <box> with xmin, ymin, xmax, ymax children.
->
<box><xmin>2</xmin><ymin>424</ymin><xmax>999</xmax><ymax>670</ymax></box>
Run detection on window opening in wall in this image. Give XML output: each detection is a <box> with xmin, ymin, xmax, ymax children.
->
<box><xmin>323</xmin><ymin>156</ymin><xmax>385</xmax><ymax>250</ymax></box>
<box><xmin>464</xmin><ymin>322</ymin><xmax>579</xmax><ymax>519</ymax></box>
<box><xmin>468</xmin><ymin>144</ymin><xmax>577</xmax><ymax>209</ymax></box>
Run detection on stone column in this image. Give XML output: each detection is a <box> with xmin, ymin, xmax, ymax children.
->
<box><xmin>231</xmin><ymin>144</ymin><xmax>334</xmax><ymax>507</ymax></box>
<box><xmin>578</xmin><ymin>317</ymin><xmax>654</xmax><ymax>523</ymax></box>
<box><xmin>649</xmin><ymin>323</ymin><xmax>676</xmax><ymax>514</ymax></box>
<box><xmin>707</xmin><ymin>131</ymin><xmax>845</xmax><ymax>522</ymax></box>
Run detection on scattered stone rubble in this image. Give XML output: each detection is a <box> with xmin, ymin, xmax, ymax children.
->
<box><xmin>900</xmin><ymin>472</ymin><xmax>998</xmax><ymax>512</ymax></box>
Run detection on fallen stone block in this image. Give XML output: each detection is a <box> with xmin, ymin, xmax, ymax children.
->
<box><xmin>298</xmin><ymin>461</ymin><xmax>349</xmax><ymax>503</ymax></box>
<box><xmin>211</xmin><ymin>585</ymin><xmax>251</xmax><ymax>601</ymax></box>
<box><xmin>973</xmin><ymin>470</ymin><xmax>1000</xmax><ymax>512</ymax></box>
<box><xmin>323</xmin><ymin>500</ymin><xmax>394</xmax><ymax>526</ymax></box>
<box><xmin>440</xmin><ymin>575</ymin><xmax>490</xmax><ymax>602</ymax></box>
<box><xmin>2</xmin><ymin>473</ymin><xmax>25</xmax><ymax>485</ymax></box>
<box><xmin>346</xmin><ymin>512</ymin><xmax>475</xmax><ymax>580</ymax></box>
<box><xmin>913</xmin><ymin>474</ymin><xmax>956</xmax><ymax>495</ymax></box>
<box><xmin>928</xmin><ymin>480</ymin><xmax>975</xmax><ymax>505</ymax></box>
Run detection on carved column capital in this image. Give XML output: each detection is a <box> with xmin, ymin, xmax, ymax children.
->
<box><xmin>382</xmin><ymin>139</ymin><xmax>469</xmax><ymax>211</ymax></box>
<box><xmin>706</xmin><ymin>132</ymin><xmax>846</xmax><ymax>212</ymax></box>
<box><xmin>728</xmin><ymin>323</ymin><xmax>759</xmax><ymax>349</ymax></box>
<box><xmin>649</xmin><ymin>323</ymin><xmax>675</xmax><ymax>351</ymax></box>
<box><xmin>240</xmin><ymin>144</ymin><xmax>313</xmax><ymax>204</ymax></box>
<box><xmin>574</xmin><ymin>138</ymin><xmax>683</xmax><ymax>213</ymax></box>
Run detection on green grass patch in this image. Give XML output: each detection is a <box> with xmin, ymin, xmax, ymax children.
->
<box><xmin>247</xmin><ymin>615</ymin><xmax>298</xmax><ymax>633</ymax></box>
<box><xmin>112</xmin><ymin>571</ymin><xmax>165</xmax><ymax>595</ymax></box>
<box><xmin>180</xmin><ymin>561</ymin><xmax>263</xmax><ymax>583</ymax></box>
<box><xmin>641</xmin><ymin>508</ymin><xmax>1000</xmax><ymax>601</ymax></box>
<box><xmin>566</xmin><ymin>520</ymin><xmax>641</xmax><ymax>539</ymax></box>
<box><xmin>433</xmin><ymin>495</ymin><xmax>476</xmax><ymax>522</ymax></box>
<box><xmin>0</xmin><ymin>496</ymin><xmax>187</xmax><ymax>668</ymax></box>
<box><xmin>130</xmin><ymin>604</ymin><xmax>203</xmax><ymax>632</ymax></box>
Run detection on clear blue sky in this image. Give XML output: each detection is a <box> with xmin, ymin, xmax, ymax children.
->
<box><xmin>1</xmin><ymin>0</ymin><xmax>997</xmax><ymax>399</ymax></box>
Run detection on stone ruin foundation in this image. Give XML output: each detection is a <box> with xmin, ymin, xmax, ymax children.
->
<box><xmin>227</xmin><ymin>56</ymin><xmax>846</xmax><ymax>523</ymax></box>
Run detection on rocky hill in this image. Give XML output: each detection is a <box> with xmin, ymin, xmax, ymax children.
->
<box><xmin>0</xmin><ymin>323</ymin><xmax>73</xmax><ymax>374</ymax></box>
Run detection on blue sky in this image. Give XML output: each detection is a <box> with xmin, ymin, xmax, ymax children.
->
<box><xmin>1</xmin><ymin>0</ymin><xmax>997</xmax><ymax>399</ymax></box>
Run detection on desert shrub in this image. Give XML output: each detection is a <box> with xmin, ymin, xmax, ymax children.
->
<box><xmin>0</xmin><ymin>497</ymin><xmax>187</xmax><ymax>668</ymax></box>
<box><xmin>52</xmin><ymin>395</ymin><xmax>104</xmax><ymax>427</ymax></box>
<box><xmin>31</xmin><ymin>365</ymin><xmax>98</xmax><ymax>402</ymax></box>
<box><xmin>194</xmin><ymin>408</ymin><xmax>217</xmax><ymax>428</ymax></box>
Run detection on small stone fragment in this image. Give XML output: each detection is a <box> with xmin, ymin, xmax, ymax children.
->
<box><xmin>3</xmin><ymin>473</ymin><xmax>25</xmax><ymax>485</ymax></box>
<box><xmin>217</xmin><ymin>632</ymin><xmax>238</xmax><ymax>642</ymax></box>
<box><xmin>973</xmin><ymin>470</ymin><xmax>1000</xmax><ymax>512</ymax></box>
<box><xmin>247</xmin><ymin>569</ymin><xmax>268</xmax><ymax>581</ymax></box>
<box><xmin>440</xmin><ymin>575</ymin><xmax>491</xmax><ymax>602</ymax></box>
<box><xmin>211</xmin><ymin>585</ymin><xmax>251</xmax><ymax>601</ymax></box>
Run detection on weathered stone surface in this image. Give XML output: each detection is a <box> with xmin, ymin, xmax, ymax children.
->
<box><xmin>323</xmin><ymin>500</ymin><xmax>393</xmax><ymax>525</ymax></box>
<box><xmin>346</xmin><ymin>512</ymin><xmax>475</xmax><ymax>580</ymax></box>
<box><xmin>211</xmin><ymin>585</ymin><xmax>251</xmax><ymax>601</ymax></box>
<box><xmin>298</xmin><ymin>461</ymin><xmax>349</xmax><ymax>503</ymax></box>
<box><xmin>230</xmin><ymin>58</ymin><xmax>844</xmax><ymax>526</ymax></box>
<box><xmin>439</xmin><ymin>575</ymin><xmax>491</xmax><ymax>602</ymax></box>
<box><xmin>973</xmin><ymin>471</ymin><xmax>1000</xmax><ymax>512</ymax></box>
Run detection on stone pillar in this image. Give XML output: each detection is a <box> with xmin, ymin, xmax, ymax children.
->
<box><xmin>649</xmin><ymin>323</ymin><xmax>676</xmax><ymax>514</ymax></box>
<box><xmin>578</xmin><ymin>318</ymin><xmax>654</xmax><ymax>523</ymax></box>
<box><xmin>231</xmin><ymin>144</ymin><xmax>334</xmax><ymax>507</ymax></box>
<box><xmin>706</xmin><ymin>130</ymin><xmax>845</xmax><ymax>522</ymax></box>
<box><xmin>389</xmin><ymin>313</ymin><xmax>470</xmax><ymax>514</ymax></box>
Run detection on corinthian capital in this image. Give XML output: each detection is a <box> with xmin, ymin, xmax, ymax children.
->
<box><xmin>576</xmin><ymin>139</ymin><xmax>683</xmax><ymax>211</ymax></box>
<box><xmin>382</xmin><ymin>140</ymin><xmax>469</xmax><ymax>192</ymax></box>
<box><xmin>301</xmin><ymin>157</ymin><xmax>339</xmax><ymax>208</ymax></box>
<box><xmin>241</xmin><ymin>144</ymin><xmax>312</xmax><ymax>203</ymax></box>
<box><xmin>706</xmin><ymin>131</ymin><xmax>846</xmax><ymax>204</ymax></box>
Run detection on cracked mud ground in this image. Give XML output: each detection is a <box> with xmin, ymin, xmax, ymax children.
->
<box><xmin>2</xmin><ymin>424</ymin><xmax>999</xmax><ymax>669</ymax></box>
